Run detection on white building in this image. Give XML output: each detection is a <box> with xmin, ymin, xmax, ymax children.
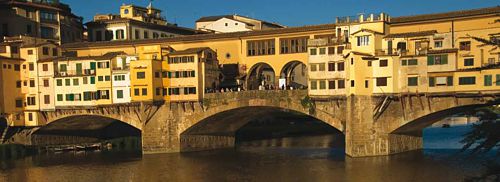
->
<box><xmin>195</xmin><ymin>15</ymin><xmax>285</xmax><ymax>33</ymax></box>
<box><xmin>53</xmin><ymin>58</ymin><xmax>97</xmax><ymax>107</ymax></box>
<box><xmin>112</xmin><ymin>55</ymin><xmax>136</xmax><ymax>104</ymax></box>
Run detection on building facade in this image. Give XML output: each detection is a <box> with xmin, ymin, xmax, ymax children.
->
<box><xmin>0</xmin><ymin>0</ymin><xmax>83</xmax><ymax>44</ymax></box>
<box><xmin>195</xmin><ymin>15</ymin><xmax>285</xmax><ymax>33</ymax></box>
<box><xmin>86</xmin><ymin>4</ymin><xmax>199</xmax><ymax>42</ymax></box>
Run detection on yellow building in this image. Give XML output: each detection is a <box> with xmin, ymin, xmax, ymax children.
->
<box><xmin>166</xmin><ymin>47</ymin><xmax>220</xmax><ymax>102</ymax></box>
<box><xmin>0</xmin><ymin>56</ymin><xmax>24</xmax><ymax>126</ymax></box>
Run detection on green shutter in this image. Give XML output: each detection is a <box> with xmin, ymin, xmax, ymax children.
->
<box><xmin>90</xmin><ymin>62</ymin><xmax>96</xmax><ymax>70</ymax></box>
<box><xmin>90</xmin><ymin>76</ymin><xmax>95</xmax><ymax>84</ymax></box>
<box><xmin>484</xmin><ymin>75</ymin><xmax>492</xmax><ymax>86</ymax></box>
<box><xmin>447</xmin><ymin>76</ymin><xmax>453</xmax><ymax>86</ymax></box>
<box><xmin>427</xmin><ymin>55</ymin><xmax>434</xmax><ymax>65</ymax></box>
<box><xmin>76</xmin><ymin>63</ymin><xmax>82</xmax><ymax>75</ymax></box>
<box><xmin>57</xmin><ymin>94</ymin><xmax>63</xmax><ymax>101</ymax></box>
<box><xmin>496</xmin><ymin>74</ymin><xmax>500</xmax><ymax>86</ymax></box>
<box><xmin>441</xmin><ymin>55</ymin><xmax>448</xmax><ymax>64</ymax></box>
<box><xmin>429</xmin><ymin>77</ymin><xmax>435</xmax><ymax>87</ymax></box>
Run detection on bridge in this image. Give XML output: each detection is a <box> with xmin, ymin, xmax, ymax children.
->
<box><xmin>5</xmin><ymin>90</ymin><xmax>499</xmax><ymax>157</ymax></box>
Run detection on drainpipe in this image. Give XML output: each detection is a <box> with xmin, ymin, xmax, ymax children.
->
<box><xmin>451</xmin><ymin>20</ymin><xmax>455</xmax><ymax>48</ymax></box>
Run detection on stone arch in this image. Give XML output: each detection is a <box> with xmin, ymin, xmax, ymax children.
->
<box><xmin>33</xmin><ymin>115</ymin><xmax>142</xmax><ymax>146</ymax></box>
<box><xmin>245</xmin><ymin>62</ymin><xmax>276</xmax><ymax>90</ymax></box>
<box><xmin>177</xmin><ymin>90</ymin><xmax>346</xmax><ymax>152</ymax></box>
<box><xmin>391</xmin><ymin>103</ymin><xmax>497</xmax><ymax>135</ymax></box>
<box><xmin>278</xmin><ymin>60</ymin><xmax>308</xmax><ymax>89</ymax></box>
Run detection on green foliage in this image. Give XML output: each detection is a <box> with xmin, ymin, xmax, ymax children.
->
<box><xmin>300</xmin><ymin>96</ymin><xmax>315</xmax><ymax>114</ymax></box>
<box><xmin>460</xmin><ymin>106</ymin><xmax>500</xmax><ymax>156</ymax></box>
<box><xmin>202</xmin><ymin>98</ymin><xmax>211</xmax><ymax>109</ymax></box>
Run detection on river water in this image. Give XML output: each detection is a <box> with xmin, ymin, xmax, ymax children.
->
<box><xmin>0</xmin><ymin>125</ymin><xmax>497</xmax><ymax>182</ymax></box>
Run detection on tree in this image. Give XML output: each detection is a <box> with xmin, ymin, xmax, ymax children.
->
<box><xmin>460</xmin><ymin>106</ymin><xmax>500</xmax><ymax>155</ymax></box>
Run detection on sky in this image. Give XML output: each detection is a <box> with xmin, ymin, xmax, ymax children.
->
<box><xmin>64</xmin><ymin>0</ymin><xmax>499</xmax><ymax>28</ymax></box>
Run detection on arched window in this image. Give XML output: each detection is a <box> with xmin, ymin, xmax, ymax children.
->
<box><xmin>124</xmin><ymin>9</ymin><xmax>129</xmax><ymax>14</ymax></box>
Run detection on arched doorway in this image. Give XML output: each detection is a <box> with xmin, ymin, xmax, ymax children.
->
<box><xmin>246</xmin><ymin>63</ymin><xmax>276</xmax><ymax>90</ymax></box>
<box><xmin>279</xmin><ymin>61</ymin><xmax>307</xmax><ymax>89</ymax></box>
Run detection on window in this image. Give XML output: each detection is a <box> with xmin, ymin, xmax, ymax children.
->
<box><xmin>318</xmin><ymin>63</ymin><xmax>325</xmax><ymax>71</ymax></box>
<box><xmin>310</xmin><ymin>80</ymin><xmax>317</xmax><ymax>90</ymax></box>
<box><xmin>328</xmin><ymin>62</ymin><xmax>335</xmax><ymax>71</ymax></box>
<box><xmin>117</xmin><ymin>90</ymin><xmax>124</xmax><ymax>99</ymax></box>
<box><xmin>328</xmin><ymin>80</ymin><xmax>335</xmax><ymax>89</ymax></box>
<box><xmin>134</xmin><ymin>88</ymin><xmax>140</xmax><ymax>96</ymax></box>
<box><xmin>105</xmin><ymin>76</ymin><xmax>110</xmax><ymax>81</ymax></box>
<box><xmin>143</xmin><ymin>31</ymin><xmax>149</xmax><ymax>39</ymax></box>
<box><xmin>155</xmin><ymin>71</ymin><xmax>160</xmax><ymax>78</ymax></box>
<box><xmin>52</xmin><ymin>48</ymin><xmax>58</xmax><ymax>56</ymax></box>
<box><xmin>319</xmin><ymin>48</ymin><xmax>326</xmax><ymax>55</ymax></box>
<box><xmin>137</xmin><ymin>72</ymin><xmax>146</xmax><ymax>79</ymax></box>
<box><xmin>135</xmin><ymin>30</ymin><xmax>140</xmax><ymax>39</ymax></box>
<box><xmin>73</xmin><ymin>78</ymin><xmax>79</xmax><ymax>86</ymax></box>
<box><xmin>41</xmin><ymin>26</ymin><xmax>55</xmax><ymax>39</ymax></box>
<box><xmin>97</xmin><ymin>61</ymin><xmax>109</xmax><ymax>68</ymax></box>
<box><xmin>319</xmin><ymin>80</ymin><xmax>326</xmax><ymax>89</ymax></box>
<box><xmin>156</xmin><ymin>88</ymin><xmax>161</xmax><ymax>96</ymax></box>
<box><xmin>280</xmin><ymin>37</ymin><xmax>308</xmax><ymax>54</ymax></box>
<box><xmin>337</xmin><ymin>62</ymin><xmax>345</xmax><ymax>71</ymax></box>
<box><xmin>83</xmin><ymin>77</ymin><xmax>88</xmax><ymax>84</ymax></box>
<box><xmin>247</xmin><ymin>39</ymin><xmax>275</xmax><ymax>56</ymax></box>
<box><xmin>408</xmin><ymin>77</ymin><xmax>418</xmax><ymax>86</ymax></box>
<box><xmin>29</xmin><ymin>80</ymin><xmax>35</xmax><ymax>87</ymax></box>
<box><xmin>14</xmin><ymin>64</ymin><xmax>20</xmax><ymax>71</ymax></box>
<box><xmin>401</xmin><ymin>60</ymin><xmax>407</xmax><ymax>66</ymax></box>
<box><xmin>310</xmin><ymin>48</ymin><xmax>317</xmax><ymax>55</ymax></box>
<box><xmin>153</xmin><ymin>32</ymin><xmax>159</xmax><ymax>39</ymax></box>
<box><xmin>56</xmin><ymin>79</ymin><xmax>62</xmax><ymax>86</ymax></box>
<box><xmin>338</xmin><ymin>80</ymin><xmax>345</xmax><ymax>89</ymax></box>
<box><xmin>458</xmin><ymin>77</ymin><xmax>476</xmax><ymax>85</ymax></box>
<box><xmin>65</xmin><ymin>79</ymin><xmax>71</xmax><ymax>86</ymax></box>
<box><xmin>142</xmin><ymin>88</ymin><xmax>147</xmax><ymax>96</ymax></box>
<box><xmin>351</xmin><ymin>80</ymin><xmax>355</xmax><ymax>87</ymax></box>
<box><xmin>459</xmin><ymin>41</ymin><xmax>471</xmax><ymax>51</ymax></box>
<box><xmin>90</xmin><ymin>77</ymin><xmax>95</xmax><ymax>84</ymax></box>
<box><xmin>124</xmin><ymin>9</ymin><xmax>129</xmax><ymax>14</ymax></box>
<box><xmin>356</xmin><ymin>35</ymin><xmax>370</xmax><ymax>46</ymax></box>
<box><xmin>407</xmin><ymin>59</ymin><xmax>418</xmax><ymax>66</ymax></box>
<box><xmin>351</xmin><ymin>58</ymin><xmax>354</xmax><ymax>65</ymax></box>
<box><xmin>488</xmin><ymin>58</ymin><xmax>496</xmax><ymax>65</ymax></box>
<box><xmin>98</xmin><ymin>76</ymin><xmax>103</xmax><ymax>82</ymax></box>
<box><xmin>497</xmin><ymin>74</ymin><xmax>500</xmax><ymax>86</ymax></box>
<box><xmin>328</xmin><ymin>47</ymin><xmax>335</xmax><ymax>55</ymax></box>
<box><xmin>484</xmin><ymin>75</ymin><xmax>492</xmax><ymax>86</ymax></box>
<box><xmin>167</xmin><ymin>56</ymin><xmax>195</xmax><ymax>64</ymax></box>
<box><xmin>310</xmin><ymin>64</ymin><xmax>317</xmax><ymax>72</ymax></box>
<box><xmin>43</xmin><ymin>79</ymin><xmax>49</xmax><ymax>87</ymax></box>
<box><xmin>434</xmin><ymin>40</ymin><xmax>443</xmax><ymax>48</ymax></box>
<box><xmin>42</xmin><ymin>47</ymin><xmax>49</xmax><ymax>55</ymax></box>
<box><xmin>28</xmin><ymin>113</ymin><xmax>33</xmax><ymax>121</ymax></box>
<box><xmin>26</xmin><ymin>24</ymin><xmax>32</xmax><ymax>34</ymax></box>
<box><xmin>464</xmin><ymin>58</ymin><xmax>474</xmax><ymax>66</ymax></box>
<box><xmin>40</xmin><ymin>11</ymin><xmax>56</xmax><ymax>21</ymax></box>
<box><xmin>15</xmin><ymin>99</ymin><xmax>23</xmax><ymax>108</ymax></box>
<box><xmin>57</xmin><ymin>94</ymin><xmax>63</xmax><ymax>101</ymax></box>
<box><xmin>44</xmin><ymin>95</ymin><xmax>50</xmax><ymax>104</ymax></box>
<box><xmin>16</xmin><ymin>81</ymin><xmax>21</xmax><ymax>88</ymax></box>
<box><xmin>427</xmin><ymin>55</ymin><xmax>448</xmax><ymax>65</ymax></box>
<box><xmin>376</xmin><ymin>77</ymin><xmax>388</xmax><ymax>86</ymax></box>
<box><xmin>337</xmin><ymin>46</ymin><xmax>344</xmax><ymax>55</ymax></box>
<box><xmin>116</xmin><ymin>29</ymin><xmax>125</xmax><ymax>40</ymax></box>
<box><xmin>29</xmin><ymin>63</ymin><xmax>34</xmax><ymax>71</ymax></box>
<box><xmin>379</xmin><ymin>60</ymin><xmax>388</xmax><ymax>67</ymax></box>
<box><xmin>59</xmin><ymin>64</ymin><xmax>67</xmax><ymax>72</ymax></box>
<box><xmin>367</xmin><ymin>61</ymin><xmax>372</xmax><ymax>67</ymax></box>
<box><xmin>83</xmin><ymin>92</ymin><xmax>92</xmax><ymax>101</ymax></box>
<box><xmin>364</xmin><ymin>80</ymin><xmax>369</xmax><ymax>88</ymax></box>
<box><xmin>27</xmin><ymin>97</ymin><xmax>36</xmax><ymax>106</ymax></box>
<box><xmin>43</xmin><ymin>64</ymin><xmax>48</xmax><ymax>71</ymax></box>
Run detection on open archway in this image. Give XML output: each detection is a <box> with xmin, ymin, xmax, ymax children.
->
<box><xmin>246</xmin><ymin>62</ymin><xmax>276</xmax><ymax>90</ymax></box>
<box><xmin>279</xmin><ymin>61</ymin><xmax>308</xmax><ymax>89</ymax></box>
<box><xmin>180</xmin><ymin>106</ymin><xmax>344</xmax><ymax>152</ymax></box>
<box><xmin>32</xmin><ymin>115</ymin><xmax>141</xmax><ymax>146</ymax></box>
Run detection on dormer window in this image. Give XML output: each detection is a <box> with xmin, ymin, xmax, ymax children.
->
<box><xmin>434</xmin><ymin>40</ymin><xmax>443</xmax><ymax>48</ymax></box>
<box><xmin>124</xmin><ymin>9</ymin><xmax>129</xmax><ymax>14</ymax></box>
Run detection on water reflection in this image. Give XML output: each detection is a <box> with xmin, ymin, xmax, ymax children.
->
<box><xmin>0</xmin><ymin>134</ymin><xmax>495</xmax><ymax>182</ymax></box>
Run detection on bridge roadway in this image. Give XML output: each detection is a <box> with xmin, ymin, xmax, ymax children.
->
<box><xmin>19</xmin><ymin>90</ymin><xmax>500</xmax><ymax>157</ymax></box>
